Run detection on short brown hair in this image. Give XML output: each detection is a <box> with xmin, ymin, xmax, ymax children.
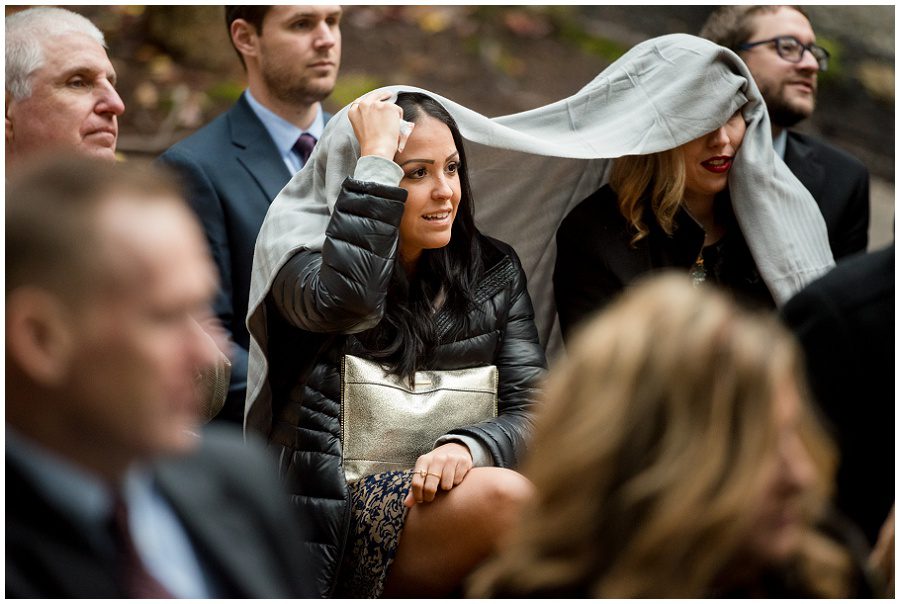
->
<box><xmin>6</xmin><ymin>155</ymin><xmax>185</xmax><ymax>300</ymax></box>
<box><xmin>699</xmin><ymin>5</ymin><xmax>811</xmax><ymax>51</ymax></box>
<box><xmin>225</xmin><ymin>5</ymin><xmax>273</xmax><ymax>68</ymax></box>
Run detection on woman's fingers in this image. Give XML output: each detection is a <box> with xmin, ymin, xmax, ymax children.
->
<box><xmin>350</xmin><ymin>90</ymin><xmax>391</xmax><ymax>107</ymax></box>
<box><xmin>403</xmin><ymin>489</ymin><xmax>416</xmax><ymax>508</ymax></box>
<box><xmin>422</xmin><ymin>464</ymin><xmax>442</xmax><ymax>502</ymax></box>
<box><xmin>408</xmin><ymin>459</ymin><xmax>444</xmax><ymax>506</ymax></box>
<box><xmin>453</xmin><ymin>457</ymin><xmax>470</xmax><ymax>486</ymax></box>
<box><xmin>406</xmin><ymin>444</ymin><xmax>475</xmax><ymax>506</ymax></box>
<box><xmin>439</xmin><ymin>464</ymin><xmax>456</xmax><ymax>491</ymax></box>
<box><xmin>407</xmin><ymin>461</ymin><xmax>439</xmax><ymax>505</ymax></box>
<box><xmin>408</xmin><ymin>465</ymin><xmax>426</xmax><ymax>506</ymax></box>
<box><xmin>412</xmin><ymin>459</ymin><xmax>443</xmax><ymax>503</ymax></box>
<box><xmin>347</xmin><ymin>92</ymin><xmax>408</xmax><ymax>159</ymax></box>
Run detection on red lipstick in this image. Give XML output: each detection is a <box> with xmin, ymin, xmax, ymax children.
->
<box><xmin>701</xmin><ymin>156</ymin><xmax>733</xmax><ymax>174</ymax></box>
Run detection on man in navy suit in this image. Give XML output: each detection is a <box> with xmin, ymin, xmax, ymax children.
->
<box><xmin>6</xmin><ymin>157</ymin><xmax>314</xmax><ymax>598</ymax></box>
<box><xmin>160</xmin><ymin>5</ymin><xmax>343</xmax><ymax>423</ymax></box>
<box><xmin>700</xmin><ymin>6</ymin><xmax>870</xmax><ymax>259</ymax></box>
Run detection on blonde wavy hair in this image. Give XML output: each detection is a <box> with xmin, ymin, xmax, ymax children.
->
<box><xmin>469</xmin><ymin>274</ymin><xmax>848</xmax><ymax>598</ymax></box>
<box><xmin>610</xmin><ymin>149</ymin><xmax>686</xmax><ymax>244</ymax></box>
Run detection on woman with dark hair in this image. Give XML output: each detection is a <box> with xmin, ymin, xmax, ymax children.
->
<box><xmin>246</xmin><ymin>35</ymin><xmax>839</xmax><ymax>594</ymax></box>
<box><xmin>249</xmin><ymin>90</ymin><xmax>544</xmax><ymax>597</ymax></box>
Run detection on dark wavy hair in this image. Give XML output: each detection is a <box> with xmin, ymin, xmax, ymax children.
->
<box><xmin>356</xmin><ymin>92</ymin><xmax>483</xmax><ymax>379</ymax></box>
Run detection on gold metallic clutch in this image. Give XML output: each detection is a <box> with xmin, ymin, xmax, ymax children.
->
<box><xmin>340</xmin><ymin>354</ymin><xmax>498</xmax><ymax>483</ymax></box>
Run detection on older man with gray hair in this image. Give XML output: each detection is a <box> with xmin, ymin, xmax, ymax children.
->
<box><xmin>5</xmin><ymin>7</ymin><xmax>124</xmax><ymax>167</ymax></box>
<box><xmin>6</xmin><ymin>7</ymin><xmax>234</xmax><ymax>418</ymax></box>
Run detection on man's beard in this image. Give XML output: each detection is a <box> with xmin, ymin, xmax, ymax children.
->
<box><xmin>762</xmin><ymin>83</ymin><xmax>815</xmax><ymax>129</ymax></box>
<box><xmin>263</xmin><ymin>68</ymin><xmax>335</xmax><ymax>107</ymax></box>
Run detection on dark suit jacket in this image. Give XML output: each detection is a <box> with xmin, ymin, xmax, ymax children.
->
<box><xmin>6</xmin><ymin>425</ymin><xmax>315</xmax><ymax>598</ymax></box>
<box><xmin>781</xmin><ymin>244</ymin><xmax>894</xmax><ymax>545</ymax></box>
<box><xmin>784</xmin><ymin>131</ymin><xmax>870</xmax><ymax>259</ymax></box>
<box><xmin>159</xmin><ymin>94</ymin><xmax>329</xmax><ymax>423</ymax></box>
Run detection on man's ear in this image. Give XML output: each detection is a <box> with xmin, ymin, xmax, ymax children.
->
<box><xmin>6</xmin><ymin>93</ymin><xmax>15</xmax><ymax>156</ymax></box>
<box><xmin>230</xmin><ymin>18</ymin><xmax>260</xmax><ymax>62</ymax></box>
<box><xmin>6</xmin><ymin>287</ymin><xmax>76</xmax><ymax>386</ymax></box>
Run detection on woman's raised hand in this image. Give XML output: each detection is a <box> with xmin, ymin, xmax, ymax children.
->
<box><xmin>404</xmin><ymin>442</ymin><xmax>474</xmax><ymax>508</ymax></box>
<box><xmin>348</xmin><ymin>91</ymin><xmax>414</xmax><ymax>159</ymax></box>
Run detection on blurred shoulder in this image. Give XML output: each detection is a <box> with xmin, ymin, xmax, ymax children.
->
<box><xmin>783</xmin><ymin>246</ymin><xmax>893</xmax><ymax>338</ymax></box>
<box><xmin>164</xmin><ymin>423</ymin><xmax>276</xmax><ymax>482</ymax></box>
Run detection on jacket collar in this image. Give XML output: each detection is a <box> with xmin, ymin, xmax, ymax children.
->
<box><xmin>783</xmin><ymin>132</ymin><xmax>824</xmax><ymax>200</ymax></box>
<box><xmin>228</xmin><ymin>94</ymin><xmax>293</xmax><ymax>204</ymax></box>
<box><xmin>644</xmin><ymin>204</ymin><xmax>705</xmax><ymax>268</ymax></box>
<box><xmin>153</xmin><ymin>455</ymin><xmax>277</xmax><ymax>598</ymax></box>
<box><xmin>641</xmin><ymin>192</ymin><xmax>739</xmax><ymax>268</ymax></box>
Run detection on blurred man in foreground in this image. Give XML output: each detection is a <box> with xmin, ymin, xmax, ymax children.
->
<box><xmin>6</xmin><ymin>157</ymin><xmax>314</xmax><ymax>598</ymax></box>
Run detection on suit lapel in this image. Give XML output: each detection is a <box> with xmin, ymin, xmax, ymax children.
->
<box><xmin>784</xmin><ymin>132</ymin><xmax>825</xmax><ymax>202</ymax></box>
<box><xmin>6</xmin><ymin>459</ymin><xmax>122</xmax><ymax>597</ymax></box>
<box><xmin>153</xmin><ymin>459</ymin><xmax>282</xmax><ymax>598</ymax></box>
<box><xmin>229</xmin><ymin>94</ymin><xmax>293</xmax><ymax>204</ymax></box>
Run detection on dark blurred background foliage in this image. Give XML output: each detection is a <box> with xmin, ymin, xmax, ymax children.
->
<box><xmin>6</xmin><ymin>5</ymin><xmax>894</xmax><ymax>182</ymax></box>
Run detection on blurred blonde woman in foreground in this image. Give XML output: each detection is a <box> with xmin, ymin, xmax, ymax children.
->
<box><xmin>470</xmin><ymin>274</ymin><xmax>881</xmax><ymax>598</ymax></box>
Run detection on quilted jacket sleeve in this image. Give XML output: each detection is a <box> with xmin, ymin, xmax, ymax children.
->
<box><xmin>449</xmin><ymin>247</ymin><xmax>547</xmax><ymax>469</ymax></box>
<box><xmin>271</xmin><ymin>177</ymin><xmax>407</xmax><ymax>334</ymax></box>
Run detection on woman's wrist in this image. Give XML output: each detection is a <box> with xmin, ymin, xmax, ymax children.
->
<box><xmin>359</xmin><ymin>144</ymin><xmax>397</xmax><ymax>161</ymax></box>
<box><xmin>434</xmin><ymin>434</ymin><xmax>492</xmax><ymax>467</ymax></box>
<box><xmin>353</xmin><ymin>155</ymin><xmax>404</xmax><ymax>187</ymax></box>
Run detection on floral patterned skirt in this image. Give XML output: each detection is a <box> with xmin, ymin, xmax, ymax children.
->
<box><xmin>335</xmin><ymin>470</ymin><xmax>413</xmax><ymax>598</ymax></box>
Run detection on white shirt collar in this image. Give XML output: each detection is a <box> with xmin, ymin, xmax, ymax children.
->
<box><xmin>244</xmin><ymin>89</ymin><xmax>324</xmax><ymax>173</ymax></box>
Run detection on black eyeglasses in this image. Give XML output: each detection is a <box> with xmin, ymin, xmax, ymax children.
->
<box><xmin>738</xmin><ymin>35</ymin><xmax>830</xmax><ymax>72</ymax></box>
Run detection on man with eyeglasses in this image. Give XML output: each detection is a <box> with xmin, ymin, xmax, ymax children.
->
<box><xmin>701</xmin><ymin>5</ymin><xmax>870</xmax><ymax>260</ymax></box>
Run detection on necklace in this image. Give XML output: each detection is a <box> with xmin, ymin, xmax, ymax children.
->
<box><xmin>682</xmin><ymin>203</ymin><xmax>718</xmax><ymax>287</ymax></box>
<box><xmin>689</xmin><ymin>250</ymin><xmax>707</xmax><ymax>286</ymax></box>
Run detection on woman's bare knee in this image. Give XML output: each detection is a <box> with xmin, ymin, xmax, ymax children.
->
<box><xmin>384</xmin><ymin>468</ymin><xmax>533</xmax><ymax>596</ymax></box>
<box><xmin>463</xmin><ymin>467</ymin><xmax>534</xmax><ymax>537</ymax></box>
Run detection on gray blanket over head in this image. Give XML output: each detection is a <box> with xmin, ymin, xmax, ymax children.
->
<box><xmin>244</xmin><ymin>33</ymin><xmax>833</xmax><ymax>432</ymax></box>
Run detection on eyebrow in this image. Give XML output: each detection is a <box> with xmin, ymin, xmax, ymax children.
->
<box><xmin>289</xmin><ymin>9</ymin><xmax>342</xmax><ymax>19</ymax></box>
<box><xmin>60</xmin><ymin>66</ymin><xmax>117</xmax><ymax>85</ymax></box>
<box><xmin>399</xmin><ymin>152</ymin><xmax>459</xmax><ymax>167</ymax></box>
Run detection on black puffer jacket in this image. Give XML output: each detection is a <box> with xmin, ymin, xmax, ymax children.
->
<box><xmin>263</xmin><ymin>177</ymin><xmax>546</xmax><ymax>596</ymax></box>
